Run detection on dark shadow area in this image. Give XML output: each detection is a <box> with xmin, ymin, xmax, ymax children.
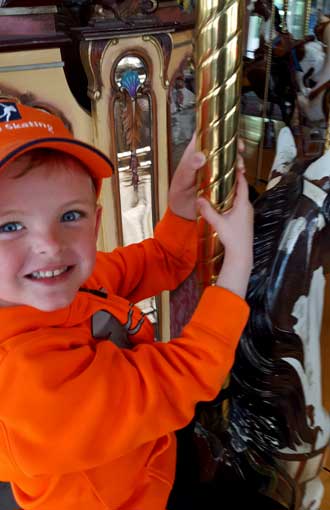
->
<box><xmin>0</xmin><ymin>482</ymin><xmax>17</xmax><ymax>510</ymax></box>
<box><xmin>168</xmin><ymin>424</ymin><xmax>287</xmax><ymax>510</ymax></box>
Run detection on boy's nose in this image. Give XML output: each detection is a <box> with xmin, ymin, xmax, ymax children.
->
<box><xmin>33</xmin><ymin>228</ymin><xmax>65</xmax><ymax>256</ymax></box>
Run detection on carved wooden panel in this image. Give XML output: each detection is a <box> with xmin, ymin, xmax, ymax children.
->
<box><xmin>80</xmin><ymin>33</ymin><xmax>171</xmax><ymax>339</ymax></box>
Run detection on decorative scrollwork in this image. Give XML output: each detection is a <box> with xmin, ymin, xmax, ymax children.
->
<box><xmin>94</xmin><ymin>0</ymin><xmax>158</xmax><ymax>20</ymax></box>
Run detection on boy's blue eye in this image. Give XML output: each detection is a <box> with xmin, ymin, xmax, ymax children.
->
<box><xmin>62</xmin><ymin>211</ymin><xmax>83</xmax><ymax>222</ymax></box>
<box><xmin>0</xmin><ymin>222</ymin><xmax>23</xmax><ymax>233</ymax></box>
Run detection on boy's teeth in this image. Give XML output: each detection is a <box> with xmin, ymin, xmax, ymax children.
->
<box><xmin>31</xmin><ymin>267</ymin><xmax>68</xmax><ymax>279</ymax></box>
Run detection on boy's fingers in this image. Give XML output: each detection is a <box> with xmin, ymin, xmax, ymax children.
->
<box><xmin>235</xmin><ymin>170</ymin><xmax>249</xmax><ymax>202</ymax></box>
<box><xmin>236</xmin><ymin>153</ymin><xmax>245</xmax><ymax>173</ymax></box>
<box><xmin>192</xmin><ymin>151</ymin><xmax>206</xmax><ymax>169</ymax></box>
<box><xmin>178</xmin><ymin>136</ymin><xmax>205</xmax><ymax>173</ymax></box>
<box><xmin>186</xmin><ymin>134</ymin><xmax>206</xmax><ymax>169</ymax></box>
<box><xmin>238</xmin><ymin>137</ymin><xmax>245</xmax><ymax>153</ymax></box>
<box><xmin>190</xmin><ymin>131</ymin><xmax>197</xmax><ymax>147</ymax></box>
<box><xmin>174</xmin><ymin>147</ymin><xmax>206</xmax><ymax>193</ymax></box>
<box><xmin>197</xmin><ymin>197</ymin><xmax>222</xmax><ymax>229</ymax></box>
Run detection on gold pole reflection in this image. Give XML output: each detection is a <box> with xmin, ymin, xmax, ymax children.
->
<box><xmin>324</xmin><ymin>112</ymin><xmax>330</xmax><ymax>152</ymax></box>
<box><xmin>195</xmin><ymin>0</ymin><xmax>244</xmax><ymax>288</ymax></box>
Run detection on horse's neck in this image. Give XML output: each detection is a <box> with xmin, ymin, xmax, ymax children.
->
<box><xmin>261</xmin><ymin>18</ymin><xmax>279</xmax><ymax>43</ymax></box>
<box><xmin>269</xmin><ymin>240</ymin><xmax>330</xmax><ymax>451</ymax></box>
<box><xmin>268</xmin><ymin>200</ymin><xmax>329</xmax><ymax>429</ymax></box>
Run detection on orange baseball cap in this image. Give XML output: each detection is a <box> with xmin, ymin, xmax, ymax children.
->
<box><xmin>0</xmin><ymin>100</ymin><xmax>114</xmax><ymax>196</ymax></box>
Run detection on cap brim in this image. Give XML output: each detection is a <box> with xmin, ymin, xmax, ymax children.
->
<box><xmin>0</xmin><ymin>137</ymin><xmax>114</xmax><ymax>196</ymax></box>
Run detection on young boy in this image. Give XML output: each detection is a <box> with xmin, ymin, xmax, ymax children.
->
<box><xmin>0</xmin><ymin>100</ymin><xmax>253</xmax><ymax>510</ymax></box>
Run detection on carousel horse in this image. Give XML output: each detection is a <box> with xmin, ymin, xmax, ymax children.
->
<box><xmin>190</xmin><ymin>126</ymin><xmax>330</xmax><ymax>510</ymax></box>
<box><xmin>294</xmin><ymin>41</ymin><xmax>325</xmax><ymax>100</ymax></box>
<box><xmin>243</xmin><ymin>5</ymin><xmax>314</xmax><ymax>126</ymax></box>
<box><xmin>296</xmin><ymin>14</ymin><xmax>330</xmax><ymax>124</ymax></box>
<box><xmin>247</xmin><ymin>0</ymin><xmax>272</xmax><ymax>21</ymax></box>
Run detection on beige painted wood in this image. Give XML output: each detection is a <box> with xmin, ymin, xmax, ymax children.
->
<box><xmin>0</xmin><ymin>49</ymin><xmax>92</xmax><ymax>142</ymax></box>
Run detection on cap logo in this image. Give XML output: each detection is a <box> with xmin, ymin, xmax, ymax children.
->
<box><xmin>0</xmin><ymin>102</ymin><xmax>21</xmax><ymax>123</ymax></box>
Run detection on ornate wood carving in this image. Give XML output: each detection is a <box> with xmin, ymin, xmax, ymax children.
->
<box><xmin>150</xmin><ymin>33</ymin><xmax>172</xmax><ymax>87</ymax></box>
<box><xmin>62</xmin><ymin>0</ymin><xmax>194</xmax><ymax>31</ymax></box>
<box><xmin>80</xmin><ymin>38</ymin><xmax>109</xmax><ymax>100</ymax></box>
<box><xmin>95</xmin><ymin>0</ymin><xmax>158</xmax><ymax>17</ymax></box>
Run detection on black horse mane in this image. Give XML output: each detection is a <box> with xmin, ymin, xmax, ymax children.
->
<box><xmin>228</xmin><ymin>162</ymin><xmax>321</xmax><ymax>455</ymax></box>
<box><xmin>184</xmin><ymin>159</ymin><xmax>328</xmax><ymax>510</ymax></box>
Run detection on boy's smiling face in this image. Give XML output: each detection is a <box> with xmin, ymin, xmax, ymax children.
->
<box><xmin>0</xmin><ymin>153</ymin><xmax>102</xmax><ymax>311</ymax></box>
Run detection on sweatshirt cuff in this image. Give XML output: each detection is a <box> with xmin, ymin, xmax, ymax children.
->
<box><xmin>191</xmin><ymin>286</ymin><xmax>250</xmax><ymax>344</ymax></box>
<box><xmin>154</xmin><ymin>207</ymin><xmax>197</xmax><ymax>258</ymax></box>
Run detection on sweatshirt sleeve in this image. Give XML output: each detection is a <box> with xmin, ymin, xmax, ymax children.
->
<box><xmin>89</xmin><ymin>208</ymin><xmax>197</xmax><ymax>302</ymax></box>
<box><xmin>0</xmin><ymin>287</ymin><xmax>249</xmax><ymax>476</ymax></box>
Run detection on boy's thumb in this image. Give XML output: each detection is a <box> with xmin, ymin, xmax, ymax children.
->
<box><xmin>197</xmin><ymin>197</ymin><xmax>220</xmax><ymax>229</ymax></box>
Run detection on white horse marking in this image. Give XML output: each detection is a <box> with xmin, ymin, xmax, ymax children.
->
<box><xmin>278</xmin><ymin>216</ymin><xmax>307</xmax><ymax>255</ymax></box>
<box><xmin>304</xmin><ymin>150</ymin><xmax>330</xmax><ymax>180</ymax></box>
<box><xmin>281</xmin><ymin>268</ymin><xmax>330</xmax><ymax>454</ymax></box>
<box><xmin>303</xmin><ymin>180</ymin><xmax>327</xmax><ymax>209</ymax></box>
<box><xmin>266</xmin><ymin>175</ymin><xmax>282</xmax><ymax>190</ymax></box>
<box><xmin>270</xmin><ymin>126</ymin><xmax>297</xmax><ymax>178</ymax></box>
<box><xmin>302</xmin><ymin>477</ymin><xmax>324</xmax><ymax>510</ymax></box>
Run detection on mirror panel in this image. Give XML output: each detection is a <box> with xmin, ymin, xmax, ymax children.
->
<box><xmin>113</xmin><ymin>54</ymin><xmax>159</xmax><ymax>332</ymax></box>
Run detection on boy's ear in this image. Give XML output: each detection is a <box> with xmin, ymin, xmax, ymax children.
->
<box><xmin>95</xmin><ymin>205</ymin><xmax>103</xmax><ymax>238</ymax></box>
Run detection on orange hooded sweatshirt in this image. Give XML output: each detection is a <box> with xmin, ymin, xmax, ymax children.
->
<box><xmin>0</xmin><ymin>209</ymin><xmax>249</xmax><ymax>510</ymax></box>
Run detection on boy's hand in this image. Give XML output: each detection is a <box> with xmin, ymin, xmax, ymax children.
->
<box><xmin>168</xmin><ymin>133</ymin><xmax>206</xmax><ymax>220</ymax></box>
<box><xmin>197</xmin><ymin>170</ymin><xmax>254</xmax><ymax>298</ymax></box>
<box><xmin>169</xmin><ymin>135</ymin><xmax>246</xmax><ymax>220</ymax></box>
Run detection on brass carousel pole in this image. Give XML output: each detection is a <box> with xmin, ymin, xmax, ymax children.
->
<box><xmin>255</xmin><ymin>1</ymin><xmax>275</xmax><ymax>183</ymax></box>
<box><xmin>324</xmin><ymin>109</ymin><xmax>330</xmax><ymax>152</ymax></box>
<box><xmin>195</xmin><ymin>0</ymin><xmax>244</xmax><ymax>289</ymax></box>
<box><xmin>303</xmin><ymin>0</ymin><xmax>312</xmax><ymax>37</ymax></box>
